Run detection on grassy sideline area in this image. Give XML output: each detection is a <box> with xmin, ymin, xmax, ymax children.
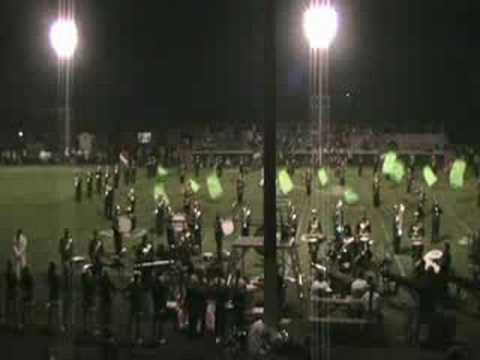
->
<box><xmin>0</xmin><ymin>165</ymin><xmax>478</xmax><ymax>280</ymax></box>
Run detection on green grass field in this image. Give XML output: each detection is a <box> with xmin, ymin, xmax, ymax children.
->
<box><xmin>0</xmin><ymin>165</ymin><xmax>477</xmax><ymax>280</ymax></box>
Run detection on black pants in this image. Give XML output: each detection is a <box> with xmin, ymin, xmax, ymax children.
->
<box><xmin>215</xmin><ymin>308</ymin><xmax>226</xmax><ymax>339</ymax></box>
<box><xmin>432</xmin><ymin>221</ymin><xmax>440</xmax><ymax>243</ymax></box>
<box><xmin>152</xmin><ymin>311</ymin><xmax>166</xmax><ymax>340</ymax></box>
<box><xmin>128</xmin><ymin>311</ymin><xmax>142</xmax><ymax>341</ymax></box>
<box><xmin>188</xmin><ymin>308</ymin><xmax>200</xmax><ymax>337</ymax></box>
<box><xmin>393</xmin><ymin>235</ymin><xmax>401</xmax><ymax>254</ymax></box>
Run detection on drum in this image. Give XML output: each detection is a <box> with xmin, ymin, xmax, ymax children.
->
<box><xmin>359</xmin><ymin>235</ymin><xmax>370</xmax><ymax>243</ymax></box>
<box><xmin>71</xmin><ymin>256</ymin><xmax>86</xmax><ymax>265</ymax></box>
<box><xmin>411</xmin><ymin>238</ymin><xmax>424</xmax><ymax>259</ymax></box>
<box><xmin>222</xmin><ymin>218</ymin><xmax>235</xmax><ymax>236</ymax></box>
<box><xmin>118</xmin><ymin>215</ymin><xmax>132</xmax><ymax>234</ymax></box>
<box><xmin>424</xmin><ymin>249</ymin><xmax>443</xmax><ymax>273</ymax></box>
<box><xmin>173</xmin><ymin>213</ymin><xmax>187</xmax><ymax>233</ymax></box>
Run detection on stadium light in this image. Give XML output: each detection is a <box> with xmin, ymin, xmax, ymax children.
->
<box><xmin>50</xmin><ymin>18</ymin><xmax>78</xmax><ymax>60</ymax></box>
<box><xmin>304</xmin><ymin>4</ymin><xmax>338</xmax><ymax>49</ymax></box>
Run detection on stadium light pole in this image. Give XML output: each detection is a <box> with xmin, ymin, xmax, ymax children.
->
<box><xmin>263</xmin><ymin>0</ymin><xmax>279</xmax><ymax>328</ymax></box>
<box><xmin>50</xmin><ymin>17</ymin><xmax>78</xmax><ymax>156</ymax></box>
<box><xmin>304</xmin><ymin>1</ymin><xmax>338</xmax><ymax>165</ymax></box>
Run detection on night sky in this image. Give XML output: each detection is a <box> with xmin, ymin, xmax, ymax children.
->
<box><xmin>0</xmin><ymin>0</ymin><xmax>477</xmax><ymax>143</ymax></box>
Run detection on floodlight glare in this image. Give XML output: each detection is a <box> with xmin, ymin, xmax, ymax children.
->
<box><xmin>50</xmin><ymin>18</ymin><xmax>78</xmax><ymax>59</ymax></box>
<box><xmin>304</xmin><ymin>5</ymin><xmax>338</xmax><ymax>49</ymax></box>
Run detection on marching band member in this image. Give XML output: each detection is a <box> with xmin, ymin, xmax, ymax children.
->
<box><xmin>124</xmin><ymin>271</ymin><xmax>144</xmax><ymax>343</ymax></box>
<box><xmin>95</xmin><ymin>166</ymin><xmax>103</xmax><ymax>195</ymax></box>
<box><xmin>192</xmin><ymin>201</ymin><xmax>203</xmax><ymax>251</ymax></box>
<box><xmin>240</xmin><ymin>205</ymin><xmax>252</xmax><ymax>237</ymax></box>
<box><xmin>127</xmin><ymin>205</ymin><xmax>137</xmax><ymax>231</ymax></box>
<box><xmin>74</xmin><ymin>172</ymin><xmax>83</xmax><ymax>202</ymax></box>
<box><xmin>58</xmin><ymin>228</ymin><xmax>74</xmax><ymax>270</ymax></box>
<box><xmin>334</xmin><ymin>200</ymin><xmax>345</xmax><ymax>241</ymax></box>
<box><xmin>431</xmin><ymin>201</ymin><xmax>443</xmax><ymax>243</ymax></box>
<box><xmin>12</xmin><ymin>229</ymin><xmax>28</xmax><ymax>279</ymax></box>
<box><xmin>136</xmin><ymin>234</ymin><xmax>154</xmax><ymax>265</ymax></box>
<box><xmin>409</xmin><ymin>211</ymin><xmax>425</xmax><ymax>260</ymax></box>
<box><xmin>236</xmin><ymin>175</ymin><xmax>246</xmax><ymax>205</ymax></box>
<box><xmin>356</xmin><ymin>213</ymin><xmax>372</xmax><ymax>238</ymax></box>
<box><xmin>104</xmin><ymin>184</ymin><xmax>114</xmax><ymax>220</ymax></box>
<box><xmin>86</xmin><ymin>171</ymin><xmax>93</xmax><ymax>199</ymax></box>
<box><xmin>88</xmin><ymin>230</ymin><xmax>105</xmax><ymax>275</ymax></box>
<box><xmin>214</xmin><ymin>214</ymin><xmax>224</xmax><ymax>262</ymax></box>
<box><xmin>417</xmin><ymin>188</ymin><xmax>426</xmax><ymax>219</ymax></box>
<box><xmin>113</xmin><ymin>164</ymin><xmax>120</xmax><ymax>189</ymax></box>
<box><xmin>179</xmin><ymin>163</ymin><xmax>186</xmax><ymax>184</ymax></box>
<box><xmin>183</xmin><ymin>181</ymin><xmax>194</xmax><ymax>215</ymax></box>
<box><xmin>98</xmin><ymin>269</ymin><xmax>117</xmax><ymax>337</ymax></box>
<box><xmin>392</xmin><ymin>204</ymin><xmax>405</xmax><ymax>254</ymax></box>
<box><xmin>194</xmin><ymin>155</ymin><xmax>201</xmax><ymax>178</ymax></box>
<box><xmin>128</xmin><ymin>188</ymin><xmax>136</xmax><ymax>213</ymax></box>
<box><xmin>305</xmin><ymin>168</ymin><xmax>312</xmax><ymax>197</ymax></box>
<box><xmin>104</xmin><ymin>166</ymin><xmax>111</xmax><ymax>188</ymax></box>
<box><xmin>308</xmin><ymin>209</ymin><xmax>322</xmax><ymax>235</ymax></box>
<box><xmin>154</xmin><ymin>195</ymin><xmax>167</xmax><ymax>236</ymax></box>
<box><xmin>373</xmin><ymin>174</ymin><xmax>381</xmax><ymax>208</ymax></box>
<box><xmin>287</xmin><ymin>202</ymin><xmax>298</xmax><ymax>238</ymax></box>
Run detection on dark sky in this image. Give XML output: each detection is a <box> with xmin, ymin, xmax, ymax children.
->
<box><xmin>0</xmin><ymin>0</ymin><xmax>477</xmax><ymax>142</ymax></box>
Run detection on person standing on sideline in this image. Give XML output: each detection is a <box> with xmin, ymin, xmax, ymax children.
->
<box><xmin>431</xmin><ymin>201</ymin><xmax>443</xmax><ymax>243</ymax></box>
<box><xmin>12</xmin><ymin>229</ymin><xmax>27</xmax><ymax>279</ymax></box>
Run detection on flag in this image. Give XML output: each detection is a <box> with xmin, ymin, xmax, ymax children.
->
<box><xmin>153</xmin><ymin>183</ymin><xmax>169</xmax><ymax>203</ymax></box>
<box><xmin>318</xmin><ymin>168</ymin><xmax>329</xmax><ymax>187</ymax></box>
<box><xmin>157</xmin><ymin>166</ymin><xmax>169</xmax><ymax>182</ymax></box>
<box><xmin>382</xmin><ymin>151</ymin><xmax>397</xmax><ymax>175</ymax></box>
<box><xmin>391</xmin><ymin>160</ymin><xmax>405</xmax><ymax>183</ymax></box>
<box><xmin>278</xmin><ymin>169</ymin><xmax>294</xmax><ymax>194</ymax></box>
<box><xmin>423</xmin><ymin>166</ymin><xmax>438</xmax><ymax>187</ymax></box>
<box><xmin>119</xmin><ymin>152</ymin><xmax>129</xmax><ymax>166</ymax></box>
<box><xmin>449</xmin><ymin>159</ymin><xmax>467</xmax><ymax>189</ymax></box>
<box><xmin>207</xmin><ymin>173</ymin><xmax>223</xmax><ymax>200</ymax></box>
<box><xmin>344</xmin><ymin>188</ymin><xmax>360</xmax><ymax>205</ymax></box>
<box><xmin>189</xmin><ymin>179</ymin><xmax>200</xmax><ymax>193</ymax></box>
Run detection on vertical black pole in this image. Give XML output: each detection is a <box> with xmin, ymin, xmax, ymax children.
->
<box><xmin>264</xmin><ymin>0</ymin><xmax>279</xmax><ymax>327</ymax></box>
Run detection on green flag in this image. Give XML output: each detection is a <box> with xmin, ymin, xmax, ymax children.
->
<box><xmin>318</xmin><ymin>168</ymin><xmax>329</xmax><ymax>187</ymax></box>
<box><xmin>207</xmin><ymin>173</ymin><xmax>223</xmax><ymax>200</ymax></box>
<box><xmin>188</xmin><ymin>179</ymin><xmax>200</xmax><ymax>193</ymax></box>
<box><xmin>391</xmin><ymin>160</ymin><xmax>405</xmax><ymax>183</ymax></box>
<box><xmin>423</xmin><ymin>166</ymin><xmax>438</xmax><ymax>187</ymax></box>
<box><xmin>449</xmin><ymin>159</ymin><xmax>467</xmax><ymax>189</ymax></box>
<box><xmin>153</xmin><ymin>183</ymin><xmax>169</xmax><ymax>202</ymax></box>
<box><xmin>156</xmin><ymin>166</ymin><xmax>169</xmax><ymax>182</ymax></box>
<box><xmin>278</xmin><ymin>169</ymin><xmax>294</xmax><ymax>194</ymax></box>
<box><xmin>344</xmin><ymin>188</ymin><xmax>360</xmax><ymax>205</ymax></box>
<box><xmin>382</xmin><ymin>151</ymin><xmax>397</xmax><ymax>175</ymax></box>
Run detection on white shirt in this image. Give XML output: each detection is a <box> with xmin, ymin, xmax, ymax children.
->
<box><xmin>13</xmin><ymin>234</ymin><xmax>28</xmax><ymax>267</ymax></box>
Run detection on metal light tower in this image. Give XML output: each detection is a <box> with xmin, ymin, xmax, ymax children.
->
<box><xmin>264</xmin><ymin>0</ymin><xmax>279</xmax><ymax>328</ymax></box>
<box><xmin>50</xmin><ymin>15</ymin><xmax>78</xmax><ymax>156</ymax></box>
<box><xmin>304</xmin><ymin>1</ymin><xmax>338</xmax><ymax>165</ymax></box>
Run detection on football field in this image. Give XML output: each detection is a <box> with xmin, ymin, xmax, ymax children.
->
<box><xmin>0</xmin><ymin>165</ymin><xmax>477</xmax><ymax>280</ymax></box>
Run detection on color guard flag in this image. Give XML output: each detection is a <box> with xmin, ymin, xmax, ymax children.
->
<box><xmin>207</xmin><ymin>173</ymin><xmax>223</xmax><ymax>200</ymax></box>
<box><xmin>382</xmin><ymin>151</ymin><xmax>397</xmax><ymax>175</ymax></box>
<box><xmin>344</xmin><ymin>188</ymin><xmax>360</xmax><ymax>205</ymax></box>
<box><xmin>423</xmin><ymin>166</ymin><xmax>438</xmax><ymax>187</ymax></box>
<box><xmin>153</xmin><ymin>183</ymin><xmax>169</xmax><ymax>202</ymax></box>
<box><xmin>189</xmin><ymin>179</ymin><xmax>200</xmax><ymax>193</ymax></box>
<box><xmin>318</xmin><ymin>168</ymin><xmax>329</xmax><ymax>187</ymax></box>
<box><xmin>449</xmin><ymin>159</ymin><xmax>467</xmax><ymax>189</ymax></box>
<box><xmin>119</xmin><ymin>152</ymin><xmax>129</xmax><ymax>166</ymax></box>
<box><xmin>157</xmin><ymin>166</ymin><xmax>169</xmax><ymax>181</ymax></box>
<box><xmin>278</xmin><ymin>169</ymin><xmax>294</xmax><ymax>194</ymax></box>
<box><xmin>391</xmin><ymin>160</ymin><xmax>405</xmax><ymax>183</ymax></box>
